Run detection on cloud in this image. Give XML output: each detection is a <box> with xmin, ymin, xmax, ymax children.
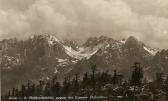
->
<box><xmin>0</xmin><ymin>0</ymin><xmax>168</xmax><ymax>49</ymax></box>
<box><xmin>124</xmin><ymin>0</ymin><xmax>168</xmax><ymax>18</ymax></box>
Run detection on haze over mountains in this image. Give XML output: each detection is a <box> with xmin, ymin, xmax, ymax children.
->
<box><xmin>1</xmin><ymin>34</ymin><xmax>168</xmax><ymax>94</ymax></box>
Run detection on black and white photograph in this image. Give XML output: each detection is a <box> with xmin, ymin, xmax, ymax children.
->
<box><xmin>0</xmin><ymin>0</ymin><xmax>168</xmax><ymax>101</ymax></box>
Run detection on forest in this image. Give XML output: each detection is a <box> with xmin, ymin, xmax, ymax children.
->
<box><xmin>1</xmin><ymin>62</ymin><xmax>168</xmax><ymax>101</ymax></box>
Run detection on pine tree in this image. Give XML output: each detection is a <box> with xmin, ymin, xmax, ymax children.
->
<box><xmin>62</xmin><ymin>77</ymin><xmax>71</xmax><ymax>95</ymax></box>
<box><xmin>82</xmin><ymin>72</ymin><xmax>89</xmax><ymax>88</ymax></box>
<box><xmin>165</xmin><ymin>75</ymin><xmax>168</xmax><ymax>97</ymax></box>
<box><xmin>31</xmin><ymin>84</ymin><xmax>35</xmax><ymax>96</ymax></box>
<box><xmin>165</xmin><ymin>75</ymin><xmax>168</xmax><ymax>85</ymax></box>
<box><xmin>130</xmin><ymin>62</ymin><xmax>143</xmax><ymax>86</ymax></box>
<box><xmin>51</xmin><ymin>75</ymin><xmax>61</xmax><ymax>97</ymax></box>
<box><xmin>113</xmin><ymin>70</ymin><xmax>117</xmax><ymax>84</ymax></box>
<box><xmin>54</xmin><ymin>81</ymin><xmax>61</xmax><ymax>96</ymax></box>
<box><xmin>26</xmin><ymin>81</ymin><xmax>31</xmax><ymax>96</ymax></box>
<box><xmin>12</xmin><ymin>88</ymin><xmax>15</xmax><ymax>96</ymax></box>
<box><xmin>72</xmin><ymin>73</ymin><xmax>80</xmax><ymax>93</ymax></box>
<box><xmin>91</xmin><ymin>64</ymin><xmax>96</xmax><ymax>89</ymax></box>
<box><xmin>52</xmin><ymin>75</ymin><xmax>57</xmax><ymax>85</ymax></box>
<box><xmin>44</xmin><ymin>82</ymin><xmax>51</xmax><ymax>96</ymax></box>
<box><xmin>8</xmin><ymin>90</ymin><xmax>11</xmax><ymax>97</ymax></box>
<box><xmin>36</xmin><ymin>80</ymin><xmax>44</xmax><ymax>96</ymax></box>
<box><xmin>15</xmin><ymin>88</ymin><xmax>19</xmax><ymax>97</ymax></box>
<box><xmin>21</xmin><ymin>84</ymin><xmax>26</xmax><ymax>97</ymax></box>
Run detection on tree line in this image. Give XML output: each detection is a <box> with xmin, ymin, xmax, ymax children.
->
<box><xmin>2</xmin><ymin>62</ymin><xmax>168</xmax><ymax>101</ymax></box>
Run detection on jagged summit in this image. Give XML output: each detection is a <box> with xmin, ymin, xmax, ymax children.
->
<box><xmin>99</xmin><ymin>35</ymin><xmax>113</xmax><ymax>40</ymax></box>
<box><xmin>30</xmin><ymin>34</ymin><xmax>60</xmax><ymax>45</ymax></box>
<box><xmin>83</xmin><ymin>35</ymin><xmax>115</xmax><ymax>47</ymax></box>
<box><xmin>124</xmin><ymin>36</ymin><xmax>143</xmax><ymax>49</ymax></box>
<box><xmin>125</xmin><ymin>36</ymin><xmax>139</xmax><ymax>44</ymax></box>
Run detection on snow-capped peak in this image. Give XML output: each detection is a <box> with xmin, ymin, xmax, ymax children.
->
<box><xmin>44</xmin><ymin>34</ymin><xmax>60</xmax><ymax>45</ymax></box>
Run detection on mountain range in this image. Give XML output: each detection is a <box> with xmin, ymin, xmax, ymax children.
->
<box><xmin>1</xmin><ymin>34</ymin><xmax>168</xmax><ymax>95</ymax></box>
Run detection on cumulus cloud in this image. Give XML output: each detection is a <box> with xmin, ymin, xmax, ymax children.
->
<box><xmin>125</xmin><ymin>0</ymin><xmax>168</xmax><ymax>18</ymax></box>
<box><xmin>0</xmin><ymin>0</ymin><xmax>168</xmax><ymax>49</ymax></box>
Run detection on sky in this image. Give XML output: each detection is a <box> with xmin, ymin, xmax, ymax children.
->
<box><xmin>0</xmin><ymin>0</ymin><xmax>168</xmax><ymax>49</ymax></box>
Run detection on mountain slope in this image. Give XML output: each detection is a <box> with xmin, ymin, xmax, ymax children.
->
<box><xmin>0</xmin><ymin>34</ymin><xmax>97</xmax><ymax>94</ymax></box>
<box><xmin>1</xmin><ymin>34</ymin><xmax>166</xmax><ymax>95</ymax></box>
<box><xmin>69</xmin><ymin>36</ymin><xmax>161</xmax><ymax>79</ymax></box>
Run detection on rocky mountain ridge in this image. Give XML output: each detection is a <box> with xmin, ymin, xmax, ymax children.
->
<box><xmin>1</xmin><ymin>34</ymin><xmax>167</xmax><ymax>95</ymax></box>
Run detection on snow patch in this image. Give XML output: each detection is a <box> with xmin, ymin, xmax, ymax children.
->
<box><xmin>56</xmin><ymin>58</ymin><xmax>69</xmax><ymax>66</ymax></box>
<box><xmin>45</xmin><ymin>35</ymin><xmax>60</xmax><ymax>45</ymax></box>
<box><xmin>72</xmin><ymin>60</ymin><xmax>78</xmax><ymax>63</ymax></box>
<box><xmin>143</xmin><ymin>46</ymin><xmax>158</xmax><ymax>56</ymax></box>
<box><xmin>57</xmin><ymin>62</ymin><xmax>68</xmax><ymax>67</ymax></box>
<box><xmin>120</xmin><ymin>40</ymin><xmax>126</xmax><ymax>44</ymax></box>
<box><xmin>105</xmin><ymin>44</ymin><xmax>110</xmax><ymax>49</ymax></box>
<box><xmin>54</xmin><ymin>68</ymin><xmax>58</xmax><ymax>74</ymax></box>
<box><xmin>57</xmin><ymin>58</ymin><xmax>67</xmax><ymax>62</ymax></box>
<box><xmin>64</xmin><ymin>46</ymin><xmax>98</xmax><ymax>59</ymax></box>
<box><xmin>48</xmin><ymin>41</ymin><xmax>53</xmax><ymax>45</ymax></box>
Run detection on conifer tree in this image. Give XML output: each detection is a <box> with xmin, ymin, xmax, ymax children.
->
<box><xmin>112</xmin><ymin>70</ymin><xmax>119</xmax><ymax>85</ymax></box>
<box><xmin>55</xmin><ymin>81</ymin><xmax>61</xmax><ymax>96</ymax></box>
<box><xmin>82</xmin><ymin>72</ymin><xmax>89</xmax><ymax>88</ymax></box>
<box><xmin>26</xmin><ymin>81</ymin><xmax>31</xmax><ymax>96</ymax></box>
<box><xmin>166</xmin><ymin>75</ymin><xmax>168</xmax><ymax>85</ymax></box>
<box><xmin>62</xmin><ymin>77</ymin><xmax>71</xmax><ymax>95</ymax></box>
<box><xmin>35</xmin><ymin>80</ymin><xmax>43</xmax><ymax>96</ymax></box>
<box><xmin>12</xmin><ymin>88</ymin><xmax>15</xmax><ymax>96</ymax></box>
<box><xmin>15</xmin><ymin>88</ymin><xmax>19</xmax><ymax>97</ymax></box>
<box><xmin>165</xmin><ymin>75</ymin><xmax>168</xmax><ymax>96</ymax></box>
<box><xmin>130</xmin><ymin>62</ymin><xmax>143</xmax><ymax>86</ymax></box>
<box><xmin>91</xmin><ymin>64</ymin><xmax>96</xmax><ymax>89</ymax></box>
<box><xmin>21</xmin><ymin>84</ymin><xmax>26</xmax><ymax>97</ymax></box>
<box><xmin>51</xmin><ymin>75</ymin><xmax>61</xmax><ymax>97</ymax></box>
<box><xmin>52</xmin><ymin>75</ymin><xmax>57</xmax><ymax>85</ymax></box>
<box><xmin>8</xmin><ymin>90</ymin><xmax>11</xmax><ymax>97</ymax></box>
<box><xmin>72</xmin><ymin>73</ymin><xmax>79</xmax><ymax>93</ymax></box>
<box><xmin>44</xmin><ymin>82</ymin><xmax>51</xmax><ymax>96</ymax></box>
<box><xmin>31</xmin><ymin>84</ymin><xmax>35</xmax><ymax>96</ymax></box>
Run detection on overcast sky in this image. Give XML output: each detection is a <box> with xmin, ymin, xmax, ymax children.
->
<box><xmin>0</xmin><ymin>0</ymin><xmax>168</xmax><ymax>49</ymax></box>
